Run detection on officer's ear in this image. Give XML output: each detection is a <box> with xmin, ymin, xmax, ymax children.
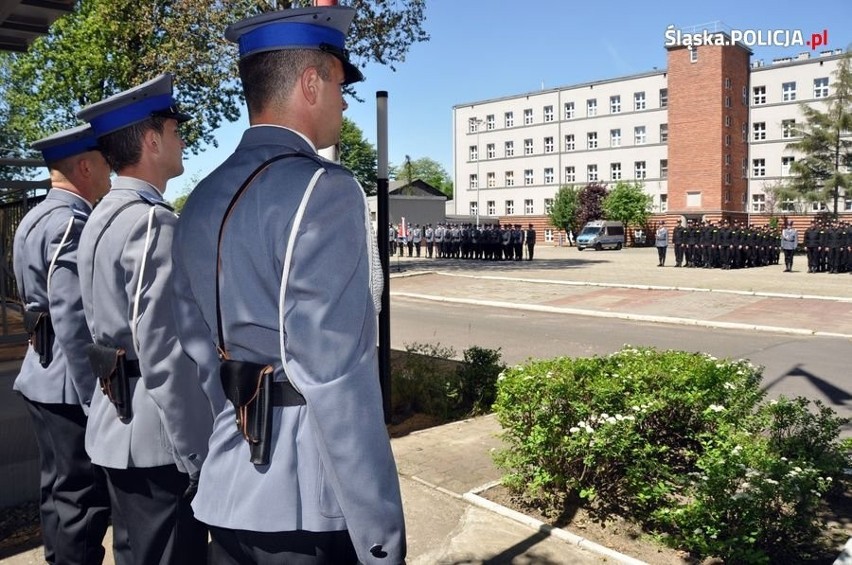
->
<box><xmin>301</xmin><ymin>66</ymin><xmax>321</xmax><ymax>106</ymax></box>
<box><xmin>144</xmin><ymin>128</ymin><xmax>163</xmax><ymax>156</ymax></box>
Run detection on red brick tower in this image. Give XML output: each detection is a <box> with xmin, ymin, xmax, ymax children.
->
<box><xmin>666</xmin><ymin>38</ymin><xmax>751</xmax><ymax>223</ymax></box>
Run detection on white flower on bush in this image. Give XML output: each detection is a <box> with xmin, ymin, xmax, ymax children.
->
<box><xmin>723</xmin><ymin>382</ymin><xmax>736</xmax><ymax>390</ymax></box>
<box><xmin>569</xmin><ymin>427</ymin><xmax>581</xmax><ymax>434</ymax></box>
<box><xmin>732</xmin><ymin>445</ymin><xmax>742</xmax><ymax>455</ymax></box>
<box><xmin>707</xmin><ymin>404</ymin><xmax>725</xmax><ymax>412</ymax></box>
<box><xmin>764</xmin><ymin>478</ymin><xmax>779</xmax><ymax>486</ymax></box>
<box><xmin>606</xmin><ymin>416</ymin><xmax>617</xmax><ymax>424</ymax></box>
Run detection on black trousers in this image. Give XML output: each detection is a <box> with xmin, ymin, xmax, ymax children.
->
<box><xmin>784</xmin><ymin>249</ymin><xmax>795</xmax><ymax>270</ymax></box>
<box><xmin>104</xmin><ymin>465</ymin><xmax>207</xmax><ymax>565</ymax></box>
<box><xmin>656</xmin><ymin>246</ymin><xmax>667</xmax><ymax>265</ymax></box>
<box><xmin>209</xmin><ymin>526</ymin><xmax>357</xmax><ymax>565</ymax></box>
<box><xmin>526</xmin><ymin>243</ymin><xmax>535</xmax><ymax>260</ymax></box>
<box><xmin>23</xmin><ymin>398</ymin><xmax>111</xmax><ymax>565</ymax></box>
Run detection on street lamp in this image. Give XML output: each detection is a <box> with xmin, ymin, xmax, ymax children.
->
<box><xmin>475</xmin><ymin>118</ymin><xmax>483</xmax><ymax>228</ymax></box>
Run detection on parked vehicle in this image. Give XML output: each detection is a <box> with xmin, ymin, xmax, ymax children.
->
<box><xmin>576</xmin><ymin>220</ymin><xmax>625</xmax><ymax>251</ymax></box>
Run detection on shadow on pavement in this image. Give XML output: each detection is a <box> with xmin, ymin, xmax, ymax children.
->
<box><xmin>387</xmin><ymin>256</ymin><xmax>612</xmax><ymax>273</ymax></box>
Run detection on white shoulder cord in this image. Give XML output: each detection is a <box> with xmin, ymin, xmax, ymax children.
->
<box><xmin>46</xmin><ymin>217</ymin><xmax>75</xmax><ymax>296</ymax></box>
<box><xmin>131</xmin><ymin>207</ymin><xmax>157</xmax><ymax>354</ymax></box>
<box><xmin>278</xmin><ymin>168</ymin><xmax>325</xmax><ymax>392</ymax></box>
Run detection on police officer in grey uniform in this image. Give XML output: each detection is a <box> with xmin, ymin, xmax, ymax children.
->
<box><xmin>171</xmin><ymin>7</ymin><xmax>405</xmax><ymax>565</ymax></box>
<box><xmin>13</xmin><ymin>125</ymin><xmax>112</xmax><ymax>565</ymax></box>
<box><xmin>76</xmin><ymin>74</ymin><xmax>216</xmax><ymax>565</ymax></box>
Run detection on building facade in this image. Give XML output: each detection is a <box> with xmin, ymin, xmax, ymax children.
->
<box><xmin>452</xmin><ymin>43</ymin><xmax>850</xmax><ymax>238</ymax></box>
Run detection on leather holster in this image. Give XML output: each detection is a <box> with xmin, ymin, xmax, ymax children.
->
<box><xmin>23</xmin><ymin>311</ymin><xmax>54</xmax><ymax>368</ymax></box>
<box><xmin>86</xmin><ymin>343</ymin><xmax>133</xmax><ymax>422</ymax></box>
<box><xmin>220</xmin><ymin>360</ymin><xmax>275</xmax><ymax>466</ymax></box>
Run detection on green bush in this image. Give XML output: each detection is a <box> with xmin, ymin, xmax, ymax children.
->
<box><xmin>492</xmin><ymin>346</ymin><xmax>849</xmax><ymax>563</ymax></box>
<box><xmin>392</xmin><ymin>343</ymin><xmax>504</xmax><ymax>421</ymax></box>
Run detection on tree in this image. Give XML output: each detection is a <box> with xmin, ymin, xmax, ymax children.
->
<box><xmin>576</xmin><ymin>182</ymin><xmax>608</xmax><ymax>229</ymax></box>
<box><xmin>785</xmin><ymin>49</ymin><xmax>852</xmax><ymax>216</ymax></box>
<box><xmin>603</xmin><ymin>181</ymin><xmax>652</xmax><ymax>230</ymax></box>
<box><xmin>548</xmin><ymin>185</ymin><xmax>581</xmax><ymax>235</ymax></box>
<box><xmin>389</xmin><ymin>156</ymin><xmax>452</xmax><ymax>198</ymax></box>
<box><xmin>0</xmin><ymin>0</ymin><xmax>428</xmax><ymax>155</ymax></box>
<box><xmin>340</xmin><ymin>117</ymin><xmax>378</xmax><ymax>194</ymax></box>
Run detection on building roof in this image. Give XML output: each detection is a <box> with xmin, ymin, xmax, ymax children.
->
<box><xmin>389</xmin><ymin>179</ymin><xmax>447</xmax><ymax>199</ymax></box>
<box><xmin>0</xmin><ymin>0</ymin><xmax>73</xmax><ymax>53</ymax></box>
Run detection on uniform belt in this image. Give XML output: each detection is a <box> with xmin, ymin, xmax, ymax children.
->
<box><xmin>271</xmin><ymin>380</ymin><xmax>306</xmax><ymax>406</ymax></box>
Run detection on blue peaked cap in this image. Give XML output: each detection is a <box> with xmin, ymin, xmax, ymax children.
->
<box><xmin>225</xmin><ymin>6</ymin><xmax>364</xmax><ymax>85</ymax></box>
<box><xmin>77</xmin><ymin>73</ymin><xmax>191</xmax><ymax>138</ymax></box>
<box><xmin>32</xmin><ymin>124</ymin><xmax>100</xmax><ymax>163</ymax></box>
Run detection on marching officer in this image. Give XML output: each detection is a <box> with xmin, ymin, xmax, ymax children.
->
<box><xmin>13</xmin><ymin>125</ymin><xmax>112</xmax><ymax>565</ymax></box>
<box><xmin>525</xmin><ymin>223</ymin><xmax>537</xmax><ymax>260</ymax></box>
<box><xmin>76</xmin><ymin>74</ymin><xmax>215</xmax><ymax>564</ymax></box>
<box><xmin>171</xmin><ymin>7</ymin><xmax>406</xmax><ymax>564</ymax></box>
<box><xmin>424</xmin><ymin>223</ymin><xmax>434</xmax><ymax>258</ymax></box>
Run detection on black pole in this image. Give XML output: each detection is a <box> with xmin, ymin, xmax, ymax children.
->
<box><xmin>376</xmin><ymin>91</ymin><xmax>392</xmax><ymax>423</ymax></box>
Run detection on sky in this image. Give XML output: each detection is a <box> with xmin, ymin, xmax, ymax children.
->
<box><xmin>166</xmin><ymin>0</ymin><xmax>851</xmax><ymax>201</ymax></box>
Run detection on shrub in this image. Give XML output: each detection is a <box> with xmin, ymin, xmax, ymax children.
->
<box><xmin>456</xmin><ymin>346</ymin><xmax>506</xmax><ymax>417</ymax></box>
<box><xmin>492</xmin><ymin>346</ymin><xmax>850</xmax><ymax>563</ymax></box>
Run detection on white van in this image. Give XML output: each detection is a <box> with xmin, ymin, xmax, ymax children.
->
<box><xmin>576</xmin><ymin>220</ymin><xmax>625</xmax><ymax>251</ymax></box>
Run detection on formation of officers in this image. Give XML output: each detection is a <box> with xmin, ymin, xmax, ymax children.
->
<box><xmin>669</xmin><ymin>218</ymin><xmax>852</xmax><ymax>273</ymax></box>
<box><xmin>13</xmin><ymin>6</ymin><xmax>405</xmax><ymax>565</ymax></box>
<box><xmin>389</xmin><ymin>222</ymin><xmax>537</xmax><ymax>261</ymax></box>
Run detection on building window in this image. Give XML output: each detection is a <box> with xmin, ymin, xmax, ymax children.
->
<box><xmin>486</xmin><ymin>114</ymin><xmax>495</xmax><ymax>130</ymax></box>
<box><xmin>564</xmin><ymin>134</ymin><xmax>575</xmax><ymax>151</ymax></box>
<box><xmin>753</xmin><ymin>85</ymin><xmax>766</xmax><ymax>105</ymax></box>
<box><xmin>634</xmin><ymin>91</ymin><xmax>646</xmax><ymax>111</ymax></box>
<box><xmin>544</xmin><ymin>228</ymin><xmax>554</xmax><ymax>242</ymax></box>
<box><xmin>660</xmin><ymin>194</ymin><xmax>668</xmax><ymax>212</ymax></box>
<box><xmin>660</xmin><ymin>159</ymin><xmax>668</xmax><ymax>179</ymax></box>
<box><xmin>686</xmin><ymin>191</ymin><xmax>701</xmax><ymax>207</ymax></box>
<box><xmin>752</xmin><ymin>194</ymin><xmax>766</xmax><ymax>212</ymax></box>
<box><xmin>634</xmin><ymin>126</ymin><xmax>646</xmax><ymax>145</ymax></box>
<box><xmin>725</xmin><ymin>190</ymin><xmax>731</xmax><ymax>203</ymax></box>
<box><xmin>659</xmin><ymin>123</ymin><xmax>668</xmax><ymax>143</ymax></box>
<box><xmin>725</xmin><ymin>95</ymin><xmax>731</xmax><ymax>108</ymax></box>
<box><xmin>812</xmin><ymin>201</ymin><xmax>827</xmax><ymax>212</ymax></box>
<box><xmin>725</xmin><ymin>77</ymin><xmax>731</xmax><ymax>89</ymax></box>
<box><xmin>781</xmin><ymin>199</ymin><xmax>796</xmax><ymax>212</ymax></box>
<box><xmin>524</xmin><ymin>108</ymin><xmax>533</xmax><ymax>125</ymax></box>
<box><xmin>742</xmin><ymin>123</ymin><xmax>748</xmax><ymax>141</ymax></box>
<box><xmin>565</xmin><ymin>166</ymin><xmax>576</xmax><ymax>182</ymax></box>
<box><xmin>564</xmin><ymin>102</ymin><xmax>575</xmax><ymax>119</ymax></box>
<box><xmin>544</xmin><ymin>167</ymin><xmax>554</xmax><ymax>184</ymax></box>
<box><xmin>505</xmin><ymin>171</ymin><xmax>514</xmax><ymax>186</ymax></box>
<box><xmin>468</xmin><ymin>118</ymin><xmax>479</xmax><ymax>133</ymax></box>
<box><xmin>487</xmin><ymin>172</ymin><xmax>496</xmax><ymax>187</ymax></box>
<box><xmin>544</xmin><ymin>105</ymin><xmax>554</xmax><ymax>122</ymax></box>
<box><xmin>725</xmin><ymin>115</ymin><xmax>731</xmax><ymax>127</ymax></box>
<box><xmin>487</xmin><ymin>201</ymin><xmax>496</xmax><ymax>215</ymax></box>
<box><xmin>781</xmin><ymin>156</ymin><xmax>795</xmax><ymax>176</ymax></box>
<box><xmin>753</xmin><ymin>122</ymin><xmax>766</xmax><ymax>141</ymax></box>
<box><xmin>659</xmin><ymin>88</ymin><xmax>668</xmax><ymax>108</ymax></box>
<box><xmin>742</xmin><ymin>86</ymin><xmax>748</xmax><ymax>105</ymax></box>
<box><xmin>504</xmin><ymin>141</ymin><xmax>514</xmax><ymax>157</ymax></box>
<box><xmin>486</xmin><ymin>143</ymin><xmax>496</xmax><ymax>159</ymax></box>
<box><xmin>725</xmin><ymin>154</ymin><xmax>731</xmax><ymax>166</ymax></box>
<box><xmin>725</xmin><ymin>134</ymin><xmax>731</xmax><ymax>147</ymax></box>
<box><xmin>544</xmin><ymin>136</ymin><xmax>554</xmax><ymax>153</ymax></box>
<box><xmin>742</xmin><ymin>158</ymin><xmax>748</xmax><ymax>178</ymax></box>
<box><xmin>469</xmin><ymin>174</ymin><xmax>478</xmax><ymax>189</ymax></box>
<box><xmin>782</xmin><ymin>81</ymin><xmax>797</xmax><ymax>102</ymax></box>
<box><xmin>610</xmin><ymin>128</ymin><xmax>621</xmax><ymax>147</ymax></box>
<box><xmin>587</xmin><ymin>98</ymin><xmax>597</xmax><ymax>117</ymax></box>
<box><xmin>524</xmin><ymin>199</ymin><xmax>534</xmax><ymax>214</ymax></box>
<box><xmin>524</xmin><ymin>169</ymin><xmax>534</xmax><ymax>185</ymax></box>
<box><xmin>782</xmin><ymin>119</ymin><xmax>796</xmax><ymax>139</ymax></box>
<box><xmin>752</xmin><ymin>158</ymin><xmax>766</xmax><ymax>177</ymax></box>
<box><xmin>505</xmin><ymin>200</ymin><xmax>515</xmax><ymax>215</ymax></box>
<box><xmin>814</xmin><ymin>77</ymin><xmax>829</xmax><ymax>99</ymax></box>
<box><xmin>725</xmin><ymin>172</ymin><xmax>731</xmax><ymax>185</ymax></box>
<box><xmin>610</xmin><ymin>95</ymin><xmax>621</xmax><ymax>113</ymax></box>
<box><xmin>504</xmin><ymin>111</ymin><xmax>514</xmax><ymax>128</ymax></box>
<box><xmin>469</xmin><ymin>145</ymin><xmax>478</xmax><ymax>161</ymax></box>
<box><xmin>610</xmin><ymin>162</ymin><xmax>622</xmax><ymax>180</ymax></box>
<box><xmin>544</xmin><ymin>198</ymin><xmax>554</xmax><ymax>214</ymax></box>
<box><xmin>689</xmin><ymin>47</ymin><xmax>698</xmax><ymax>63</ymax></box>
<box><xmin>587</xmin><ymin>131</ymin><xmax>598</xmax><ymax>149</ymax></box>
<box><xmin>587</xmin><ymin>164</ymin><xmax>598</xmax><ymax>182</ymax></box>
<box><xmin>634</xmin><ymin>161</ymin><xmax>646</xmax><ymax>179</ymax></box>
<box><xmin>470</xmin><ymin>202</ymin><xmax>478</xmax><ymax>216</ymax></box>
<box><xmin>524</xmin><ymin>138</ymin><xmax>534</xmax><ymax>155</ymax></box>
<box><xmin>845</xmin><ymin>199</ymin><xmax>852</xmax><ymax>212</ymax></box>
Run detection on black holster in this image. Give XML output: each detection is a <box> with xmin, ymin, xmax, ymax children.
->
<box><xmin>86</xmin><ymin>343</ymin><xmax>133</xmax><ymax>422</ymax></box>
<box><xmin>23</xmin><ymin>311</ymin><xmax>54</xmax><ymax>368</ymax></box>
<box><xmin>220</xmin><ymin>360</ymin><xmax>305</xmax><ymax>466</ymax></box>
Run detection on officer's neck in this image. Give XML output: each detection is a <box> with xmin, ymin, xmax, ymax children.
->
<box><xmin>116</xmin><ymin>163</ymin><xmax>166</xmax><ymax>195</ymax></box>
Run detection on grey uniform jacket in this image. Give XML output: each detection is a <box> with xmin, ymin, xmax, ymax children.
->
<box><xmin>171</xmin><ymin>126</ymin><xmax>405</xmax><ymax>564</ymax></box>
<box><xmin>13</xmin><ymin>189</ymin><xmax>96</xmax><ymax>408</ymax></box>
<box><xmin>781</xmin><ymin>228</ymin><xmax>798</xmax><ymax>250</ymax></box>
<box><xmin>77</xmin><ymin>178</ymin><xmax>214</xmax><ymax>474</ymax></box>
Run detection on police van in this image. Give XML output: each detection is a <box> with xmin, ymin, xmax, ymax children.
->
<box><xmin>576</xmin><ymin>220</ymin><xmax>625</xmax><ymax>251</ymax></box>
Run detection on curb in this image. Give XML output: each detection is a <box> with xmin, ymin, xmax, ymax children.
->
<box><xmin>390</xmin><ymin>291</ymin><xmax>852</xmax><ymax>340</ymax></box>
<box><xmin>463</xmin><ymin>482</ymin><xmax>648</xmax><ymax>565</ymax></box>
